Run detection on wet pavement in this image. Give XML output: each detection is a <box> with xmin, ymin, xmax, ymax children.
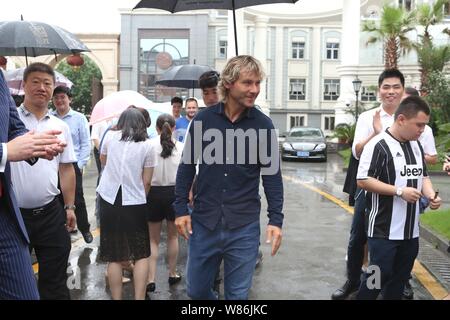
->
<box><xmin>66</xmin><ymin>153</ymin><xmax>449</xmax><ymax>300</ymax></box>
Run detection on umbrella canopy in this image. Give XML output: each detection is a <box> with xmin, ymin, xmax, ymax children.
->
<box><xmin>90</xmin><ymin>90</ymin><xmax>169</xmax><ymax>125</ymax></box>
<box><xmin>155</xmin><ymin>64</ymin><xmax>213</xmax><ymax>89</ymax></box>
<box><xmin>4</xmin><ymin>67</ymin><xmax>73</xmax><ymax>95</ymax></box>
<box><xmin>133</xmin><ymin>0</ymin><xmax>299</xmax><ymax>55</ymax></box>
<box><xmin>0</xmin><ymin>19</ymin><xmax>90</xmax><ymax>65</ymax></box>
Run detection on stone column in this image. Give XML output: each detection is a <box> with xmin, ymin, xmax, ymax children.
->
<box><xmin>254</xmin><ymin>16</ymin><xmax>269</xmax><ymax>114</ymax></box>
<box><xmin>311</xmin><ymin>26</ymin><xmax>322</xmax><ymax>110</ymax></box>
<box><xmin>273</xmin><ymin>26</ymin><xmax>284</xmax><ymax>110</ymax></box>
<box><xmin>335</xmin><ymin>0</ymin><xmax>361</xmax><ymax>125</ymax></box>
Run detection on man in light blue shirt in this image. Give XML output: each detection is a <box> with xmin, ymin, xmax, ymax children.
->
<box><xmin>175</xmin><ymin>97</ymin><xmax>198</xmax><ymax>142</ymax></box>
<box><xmin>52</xmin><ymin>86</ymin><xmax>93</xmax><ymax>243</ymax></box>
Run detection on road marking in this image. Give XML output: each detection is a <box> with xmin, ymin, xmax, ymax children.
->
<box><xmin>283</xmin><ymin>174</ymin><xmax>449</xmax><ymax>300</ymax></box>
<box><xmin>283</xmin><ymin>176</ymin><xmax>355</xmax><ymax>214</ymax></box>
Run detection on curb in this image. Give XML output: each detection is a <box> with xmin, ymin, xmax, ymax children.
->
<box><xmin>420</xmin><ymin>223</ymin><xmax>450</xmax><ymax>258</ymax></box>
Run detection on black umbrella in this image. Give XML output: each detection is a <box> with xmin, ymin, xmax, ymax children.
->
<box><xmin>156</xmin><ymin>64</ymin><xmax>214</xmax><ymax>95</ymax></box>
<box><xmin>0</xmin><ymin>18</ymin><xmax>90</xmax><ymax>66</ymax></box>
<box><xmin>134</xmin><ymin>0</ymin><xmax>299</xmax><ymax>56</ymax></box>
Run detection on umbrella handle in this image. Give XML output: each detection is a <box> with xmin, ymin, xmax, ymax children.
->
<box><xmin>232</xmin><ymin>1</ymin><xmax>238</xmax><ymax>56</ymax></box>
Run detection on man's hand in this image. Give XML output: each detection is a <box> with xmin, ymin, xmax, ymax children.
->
<box><xmin>42</xmin><ymin>141</ymin><xmax>67</xmax><ymax>160</ymax></box>
<box><xmin>373</xmin><ymin>110</ymin><xmax>382</xmax><ymax>135</ymax></box>
<box><xmin>175</xmin><ymin>215</ymin><xmax>192</xmax><ymax>240</ymax></box>
<box><xmin>7</xmin><ymin>130</ymin><xmax>65</xmax><ymax>162</ymax></box>
<box><xmin>401</xmin><ymin>187</ymin><xmax>422</xmax><ymax>203</ymax></box>
<box><xmin>429</xmin><ymin>195</ymin><xmax>441</xmax><ymax>210</ymax></box>
<box><xmin>65</xmin><ymin>209</ymin><xmax>77</xmax><ymax>232</ymax></box>
<box><xmin>265</xmin><ymin>225</ymin><xmax>282</xmax><ymax>256</ymax></box>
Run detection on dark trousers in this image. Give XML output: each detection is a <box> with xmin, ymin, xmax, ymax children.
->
<box><xmin>356</xmin><ymin>237</ymin><xmax>419</xmax><ymax>300</ymax></box>
<box><xmin>94</xmin><ymin>147</ymin><xmax>102</xmax><ymax>187</ymax></box>
<box><xmin>73</xmin><ymin>164</ymin><xmax>90</xmax><ymax>233</ymax></box>
<box><xmin>346</xmin><ymin>188</ymin><xmax>367</xmax><ymax>284</ymax></box>
<box><xmin>21</xmin><ymin>198</ymin><xmax>71</xmax><ymax>300</ymax></box>
<box><xmin>59</xmin><ymin>163</ymin><xmax>90</xmax><ymax>233</ymax></box>
<box><xmin>93</xmin><ymin>147</ymin><xmax>102</xmax><ymax>177</ymax></box>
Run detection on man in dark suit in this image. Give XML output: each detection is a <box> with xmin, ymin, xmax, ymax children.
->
<box><xmin>0</xmin><ymin>71</ymin><xmax>65</xmax><ymax>300</ymax></box>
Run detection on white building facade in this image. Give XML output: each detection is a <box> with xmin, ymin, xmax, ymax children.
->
<box><xmin>121</xmin><ymin>0</ymin><xmax>450</xmax><ymax>135</ymax></box>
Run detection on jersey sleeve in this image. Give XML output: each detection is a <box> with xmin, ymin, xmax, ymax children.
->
<box><xmin>357</xmin><ymin>139</ymin><xmax>385</xmax><ymax>180</ymax></box>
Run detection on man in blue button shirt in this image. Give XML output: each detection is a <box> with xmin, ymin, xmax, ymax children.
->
<box><xmin>174</xmin><ymin>55</ymin><xmax>284</xmax><ymax>300</ymax></box>
<box><xmin>52</xmin><ymin>86</ymin><xmax>93</xmax><ymax>243</ymax></box>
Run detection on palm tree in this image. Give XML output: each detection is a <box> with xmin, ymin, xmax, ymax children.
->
<box><xmin>416</xmin><ymin>0</ymin><xmax>447</xmax><ymax>45</ymax></box>
<box><xmin>415</xmin><ymin>0</ymin><xmax>450</xmax><ymax>92</ymax></box>
<box><xmin>363</xmin><ymin>4</ymin><xmax>416</xmax><ymax>69</ymax></box>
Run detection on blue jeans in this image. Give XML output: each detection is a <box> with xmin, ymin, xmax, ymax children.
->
<box><xmin>356</xmin><ymin>237</ymin><xmax>419</xmax><ymax>300</ymax></box>
<box><xmin>186</xmin><ymin>218</ymin><xmax>260</xmax><ymax>300</ymax></box>
<box><xmin>346</xmin><ymin>187</ymin><xmax>367</xmax><ymax>284</ymax></box>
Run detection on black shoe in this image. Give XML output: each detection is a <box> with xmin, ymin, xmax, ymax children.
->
<box><xmin>146</xmin><ymin>282</ymin><xmax>155</xmax><ymax>293</ymax></box>
<box><xmin>331</xmin><ymin>280</ymin><xmax>360</xmax><ymax>300</ymax></box>
<box><xmin>402</xmin><ymin>281</ymin><xmax>414</xmax><ymax>300</ymax></box>
<box><xmin>82</xmin><ymin>231</ymin><xmax>93</xmax><ymax>244</ymax></box>
<box><xmin>255</xmin><ymin>250</ymin><xmax>263</xmax><ymax>269</ymax></box>
<box><xmin>168</xmin><ymin>274</ymin><xmax>182</xmax><ymax>285</ymax></box>
<box><xmin>70</xmin><ymin>229</ymin><xmax>78</xmax><ymax>234</ymax></box>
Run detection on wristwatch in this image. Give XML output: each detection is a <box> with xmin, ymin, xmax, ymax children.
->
<box><xmin>395</xmin><ymin>188</ymin><xmax>403</xmax><ymax>197</ymax></box>
<box><xmin>64</xmin><ymin>204</ymin><xmax>76</xmax><ymax>210</ymax></box>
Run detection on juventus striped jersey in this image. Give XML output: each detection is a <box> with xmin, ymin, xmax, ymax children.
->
<box><xmin>357</xmin><ymin>129</ymin><xmax>428</xmax><ymax>240</ymax></box>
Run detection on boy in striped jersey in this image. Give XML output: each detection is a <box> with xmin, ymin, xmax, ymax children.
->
<box><xmin>355</xmin><ymin>96</ymin><xmax>441</xmax><ymax>299</ymax></box>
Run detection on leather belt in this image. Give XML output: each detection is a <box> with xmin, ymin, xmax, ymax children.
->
<box><xmin>20</xmin><ymin>197</ymin><xmax>58</xmax><ymax>216</ymax></box>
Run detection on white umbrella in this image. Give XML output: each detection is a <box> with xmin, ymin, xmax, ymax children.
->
<box><xmin>3</xmin><ymin>67</ymin><xmax>73</xmax><ymax>95</ymax></box>
<box><xmin>90</xmin><ymin>90</ymin><xmax>170</xmax><ymax>138</ymax></box>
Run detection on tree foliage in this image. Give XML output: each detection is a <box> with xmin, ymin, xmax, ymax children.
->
<box><xmin>55</xmin><ymin>55</ymin><xmax>102</xmax><ymax>116</ymax></box>
<box><xmin>414</xmin><ymin>0</ymin><xmax>450</xmax><ymax>92</ymax></box>
<box><xmin>362</xmin><ymin>4</ymin><xmax>416</xmax><ymax>69</ymax></box>
<box><xmin>424</xmin><ymin>71</ymin><xmax>450</xmax><ymax>124</ymax></box>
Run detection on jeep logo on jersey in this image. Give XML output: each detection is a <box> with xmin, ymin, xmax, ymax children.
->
<box><xmin>400</xmin><ymin>164</ymin><xmax>423</xmax><ymax>177</ymax></box>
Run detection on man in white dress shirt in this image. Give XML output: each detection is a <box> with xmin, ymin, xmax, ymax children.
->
<box><xmin>10</xmin><ymin>63</ymin><xmax>76</xmax><ymax>300</ymax></box>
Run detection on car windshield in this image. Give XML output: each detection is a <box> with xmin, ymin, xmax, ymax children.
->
<box><xmin>289</xmin><ymin>129</ymin><xmax>322</xmax><ymax>138</ymax></box>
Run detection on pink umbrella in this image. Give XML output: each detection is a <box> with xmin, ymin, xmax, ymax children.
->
<box><xmin>90</xmin><ymin>90</ymin><xmax>167</xmax><ymax>125</ymax></box>
<box><xmin>4</xmin><ymin>67</ymin><xmax>73</xmax><ymax>95</ymax></box>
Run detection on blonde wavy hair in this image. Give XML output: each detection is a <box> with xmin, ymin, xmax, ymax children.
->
<box><xmin>218</xmin><ymin>55</ymin><xmax>265</xmax><ymax>102</ymax></box>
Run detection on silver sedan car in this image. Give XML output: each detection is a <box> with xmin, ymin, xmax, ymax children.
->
<box><xmin>281</xmin><ymin>127</ymin><xmax>327</xmax><ymax>161</ymax></box>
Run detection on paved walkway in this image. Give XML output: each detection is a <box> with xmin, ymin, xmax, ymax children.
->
<box><xmin>63</xmin><ymin>153</ymin><xmax>448</xmax><ymax>300</ymax></box>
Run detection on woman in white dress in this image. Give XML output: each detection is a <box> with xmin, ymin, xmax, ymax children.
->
<box><xmin>97</xmin><ymin>107</ymin><xmax>157</xmax><ymax>300</ymax></box>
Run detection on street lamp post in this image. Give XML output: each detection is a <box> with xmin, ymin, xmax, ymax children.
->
<box><xmin>352</xmin><ymin>77</ymin><xmax>362</xmax><ymax>121</ymax></box>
